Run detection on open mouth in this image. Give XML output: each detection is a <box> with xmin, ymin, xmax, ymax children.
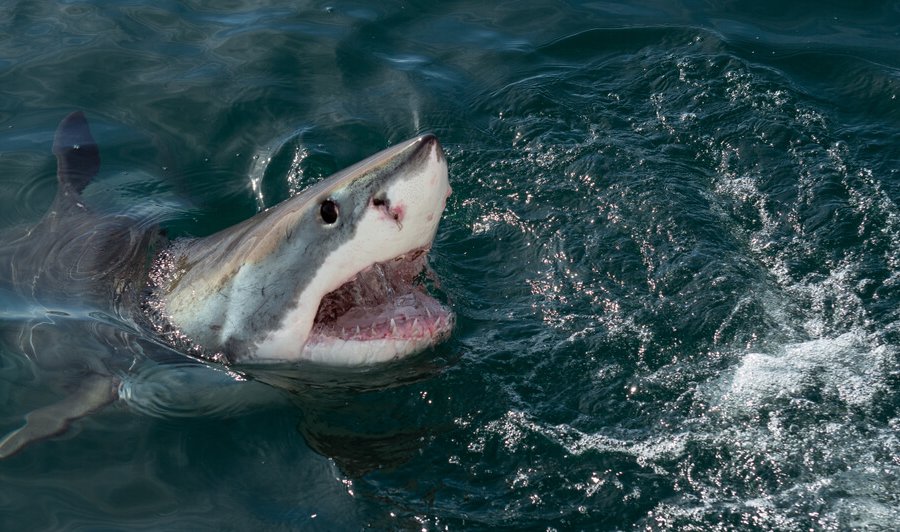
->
<box><xmin>308</xmin><ymin>248</ymin><xmax>454</xmax><ymax>349</ymax></box>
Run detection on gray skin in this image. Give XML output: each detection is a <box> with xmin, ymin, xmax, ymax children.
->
<box><xmin>0</xmin><ymin>112</ymin><xmax>157</xmax><ymax>458</ymax></box>
<box><xmin>0</xmin><ymin>112</ymin><xmax>450</xmax><ymax>458</ymax></box>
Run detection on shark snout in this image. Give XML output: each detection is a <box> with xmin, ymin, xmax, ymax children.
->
<box><xmin>377</xmin><ymin>134</ymin><xmax>449</xmax><ymax>243</ymax></box>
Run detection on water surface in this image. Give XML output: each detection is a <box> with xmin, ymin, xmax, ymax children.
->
<box><xmin>1</xmin><ymin>1</ymin><xmax>899</xmax><ymax>529</ymax></box>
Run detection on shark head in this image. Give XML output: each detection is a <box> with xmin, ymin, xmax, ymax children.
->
<box><xmin>148</xmin><ymin>134</ymin><xmax>453</xmax><ymax>365</ymax></box>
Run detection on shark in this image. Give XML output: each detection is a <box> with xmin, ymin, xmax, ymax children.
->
<box><xmin>0</xmin><ymin>112</ymin><xmax>453</xmax><ymax>458</ymax></box>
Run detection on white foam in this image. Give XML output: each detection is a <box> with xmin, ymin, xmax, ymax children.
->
<box><xmin>474</xmin><ymin>409</ymin><xmax>686</xmax><ymax>477</ymax></box>
<box><xmin>714</xmin><ymin>330</ymin><xmax>892</xmax><ymax>413</ymax></box>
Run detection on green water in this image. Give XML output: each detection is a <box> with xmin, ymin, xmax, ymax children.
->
<box><xmin>1</xmin><ymin>1</ymin><xmax>899</xmax><ymax>529</ymax></box>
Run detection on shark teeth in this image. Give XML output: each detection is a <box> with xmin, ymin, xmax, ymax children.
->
<box><xmin>310</xmin><ymin>303</ymin><xmax>454</xmax><ymax>343</ymax></box>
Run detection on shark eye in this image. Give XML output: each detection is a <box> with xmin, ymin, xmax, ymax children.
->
<box><xmin>320</xmin><ymin>199</ymin><xmax>339</xmax><ymax>224</ymax></box>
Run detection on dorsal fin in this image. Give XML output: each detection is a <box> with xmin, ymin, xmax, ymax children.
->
<box><xmin>52</xmin><ymin>111</ymin><xmax>100</xmax><ymax>195</ymax></box>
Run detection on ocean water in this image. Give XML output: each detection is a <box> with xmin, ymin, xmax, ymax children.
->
<box><xmin>1</xmin><ymin>0</ymin><xmax>899</xmax><ymax>529</ymax></box>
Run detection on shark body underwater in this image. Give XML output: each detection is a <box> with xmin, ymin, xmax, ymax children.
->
<box><xmin>0</xmin><ymin>112</ymin><xmax>453</xmax><ymax>458</ymax></box>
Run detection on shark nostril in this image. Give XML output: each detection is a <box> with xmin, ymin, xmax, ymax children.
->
<box><xmin>372</xmin><ymin>194</ymin><xmax>389</xmax><ymax>209</ymax></box>
<box><xmin>372</xmin><ymin>194</ymin><xmax>404</xmax><ymax>227</ymax></box>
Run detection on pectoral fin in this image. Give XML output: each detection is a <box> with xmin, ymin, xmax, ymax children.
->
<box><xmin>0</xmin><ymin>373</ymin><xmax>116</xmax><ymax>459</ymax></box>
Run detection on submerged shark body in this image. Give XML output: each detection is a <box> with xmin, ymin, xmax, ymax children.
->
<box><xmin>0</xmin><ymin>112</ymin><xmax>452</xmax><ymax>457</ymax></box>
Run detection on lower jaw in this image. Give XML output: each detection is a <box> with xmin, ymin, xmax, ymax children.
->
<box><xmin>302</xmin><ymin>312</ymin><xmax>455</xmax><ymax>366</ymax></box>
<box><xmin>303</xmin><ymin>247</ymin><xmax>454</xmax><ymax>366</ymax></box>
